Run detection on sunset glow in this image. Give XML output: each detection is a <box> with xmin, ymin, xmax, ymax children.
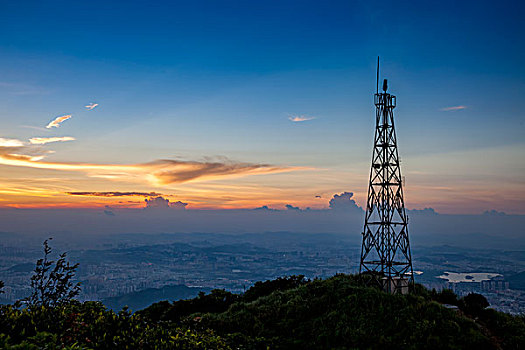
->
<box><xmin>0</xmin><ymin>1</ymin><xmax>523</xmax><ymax>215</ymax></box>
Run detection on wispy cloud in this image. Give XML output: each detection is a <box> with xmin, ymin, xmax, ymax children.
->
<box><xmin>144</xmin><ymin>159</ymin><xmax>302</xmax><ymax>185</ymax></box>
<box><xmin>441</xmin><ymin>105</ymin><xmax>467</xmax><ymax>111</ymax></box>
<box><xmin>0</xmin><ymin>138</ymin><xmax>25</xmax><ymax>147</ymax></box>
<box><xmin>0</xmin><ymin>130</ymin><xmax>307</xmax><ymax>186</ymax></box>
<box><xmin>288</xmin><ymin>114</ymin><xmax>316</xmax><ymax>122</ymax></box>
<box><xmin>85</xmin><ymin>103</ymin><xmax>98</xmax><ymax>110</ymax></box>
<box><xmin>0</xmin><ymin>154</ymin><xmax>305</xmax><ymax>186</ymax></box>
<box><xmin>67</xmin><ymin>191</ymin><xmax>163</xmax><ymax>197</ymax></box>
<box><xmin>0</xmin><ymin>153</ymin><xmax>46</xmax><ymax>162</ymax></box>
<box><xmin>0</xmin><ymin>137</ymin><xmax>55</xmax><ymax>162</ymax></box>
<box><xmin>46</xmin><ymin>115</ymin><xmax>72</xmax><ymax>129</ymax></box>
<box><xmin>0</xmin><ymin>81</ymin><xmax>49</xmax><ymax>95</ymax></box>
<box><xmin>29</xmin><ymin>136</ymin><xmax>76</xmax><ymax>145</ymax></box>
<box><xmin>19</xmin><ymin>125</ymin><xmax>49</xmax><ymax>132</ymax></box>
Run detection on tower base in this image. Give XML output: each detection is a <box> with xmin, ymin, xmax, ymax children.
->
<box><xmin>382</xmin><ymin>277</ymin><xmax>410</xmax><ymax>295</ymax></box>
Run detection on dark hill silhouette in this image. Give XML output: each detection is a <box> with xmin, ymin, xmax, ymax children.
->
<box><xmin>102</xmin><ymin>284</ymin><xmax>210</xmax><ymax>311</ymax></box>
<box><xmin>139</xmin><ymin>274</ymin><xmax>525</xmax><ymax>349</ymax></box>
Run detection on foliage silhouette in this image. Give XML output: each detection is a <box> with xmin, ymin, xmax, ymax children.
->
<box><xmin>23</xmin><ymin>239</ymin><xmax>81</xmax><ymax>308</ymax></box>
<box><xmin>431</xmin><ymin>288</ymin><xmax>458</xmax><ymax>305</ymax></box>
<box><xmin>459</xmin><ymin>293</ymin><xmax>490</xmax><ymax>316</ymax></box>
<box><xmin>139</xmin><ymin>288</ymin><xmax>240</xmax><ymax>323</ymax></box>
<box><xmin>243</xmin><ymin>275</ymin><xmax>309</xmax><ymax>302</ymax></box>
<box><xmin>0</xmin><ymin>301</ymin><xmax>231</xmax><ymax>349</ymax></box>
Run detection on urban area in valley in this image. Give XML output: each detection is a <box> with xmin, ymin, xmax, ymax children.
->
<box><xmin>1</xmin><ymin>232</ymin><xmax>524</xmax><ymax>314</ymax></box>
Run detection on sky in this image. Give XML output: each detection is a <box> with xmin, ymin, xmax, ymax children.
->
<box><xmin>0</xmin><ymin>0</ymin><xmax>524</xmax><ymax>214</ymax></box>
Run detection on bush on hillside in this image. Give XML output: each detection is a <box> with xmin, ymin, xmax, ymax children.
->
<box><xmin>459</xmin><ymin>293</ymin><xmax>489</xmax><ymax>316</ymax></box>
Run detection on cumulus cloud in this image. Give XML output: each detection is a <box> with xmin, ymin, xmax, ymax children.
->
<box><xmin>67</xmin><ymin>191</ymin><xmax>163</xmax><ymax>197</ymax></box>
<box><xmin>483</xmin><ymin>209</ymin><xmax>506</xmax><ymax>216</ymax></box>
<box><xmin>285</xmin><ymin>204</ymin><xmax>301</xmax><ymax>211</ymax></box>
<box><xmin>144</xmin><ymin>196</ymin><xmax>188</xmax><ymax>210</ymax></box>
<box><xmin>46</xmin><ymin>115</ymin><xmax>72</xmax><ymax>128</ymax></box>
<box><xmin>329</xmin><ymin>192</ymin><xmax>362</xmax><ymax>212</ymax></box>
<box><xmin>170</xmin><ymin>200</ymin><xmax>189</xmax><ymax>210</ymax></box>
<box><xmin>441</xmin><ymin>105</ymin><xmax>467</xmax><ymax>111</ymax></box>
<box><xmin>29</xmin><ymin>136</ymin><xmax>75</xmax><ymax>145</ymax></box>
<box><xmin>288</xmin><ymin>115</ymin><xmax>316</xmax><ymax>122</ymax></box>
<box><xmin>0</xmin><ymin>138</ymin><xmax>25</xmax><ymax>147</ymax></box>
<box><xmin>145</xmin><ymin>196</ymin><xmax>170</xmax><ymax>209</ymax></box>
<box><xmin>85</xmin><ymin>103</ymin><xmax>98</xmax><ymax>110</ymax></box>
<box><xmin>409</xmin><ymin>207</ymin><xmax>438</xmax><ymax>215</ymax></box>
<box><xmin>253</xmin><ymin>205</ymin><xmax>278</xmax><ymax>211</ymax></box>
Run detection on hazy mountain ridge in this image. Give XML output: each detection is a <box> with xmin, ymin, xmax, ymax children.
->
<box><xmin>0</xmin><ymin>208</ymin><xmax>523</xmax><ymax>250</ymax></box>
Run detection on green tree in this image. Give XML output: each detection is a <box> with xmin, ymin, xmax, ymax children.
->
<box><xmin>23</xmin><ymin>239</ymin><xmax>81</xmax><ymax>308</ymax></box>
<box><xmin>459</xmin><ymin>293</ymin><xmax>490</xmax><ymax>316</ymax></box>
<box><xmin>431</xmin><ymin>288</ymin><xmax>458</xmax><ymax>305</ymax></box>
<box><xmin>243</xmin><ymin>275</ymin><xmax>308</xmax><ymax>302</ymax></box>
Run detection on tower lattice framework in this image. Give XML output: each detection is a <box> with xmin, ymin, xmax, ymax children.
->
<box><xmin>359</xmin><ymin>71</ymin><xmax>414</xmax><ymax>294</ymax></box>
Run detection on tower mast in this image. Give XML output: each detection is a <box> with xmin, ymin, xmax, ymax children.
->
<box><xmin>359</xmin><ymin>58</ymin><xmax>414</xmax><ymax>294</ymax></box>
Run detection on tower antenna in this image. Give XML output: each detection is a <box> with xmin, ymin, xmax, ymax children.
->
<box><xmin>359</xmin><ymin>60</ymin><xmax>414</xmax><ymax>294</ymax></box>
<box><xmin>376</xmin><ymin>56</ymin><xmax>379</xmax><ymax>94</ymax></box>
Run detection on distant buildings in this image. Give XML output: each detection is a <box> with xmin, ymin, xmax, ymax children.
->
<box><xmin>438</xmin><ymin>272</ymin><xmax>506</xmax><ymax>293</ymax></box>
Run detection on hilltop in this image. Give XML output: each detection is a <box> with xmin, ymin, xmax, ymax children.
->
<box><xmin>1</xmin><ymin>274</ymin><xmax>524</xmax><ymax>349</ymax></box>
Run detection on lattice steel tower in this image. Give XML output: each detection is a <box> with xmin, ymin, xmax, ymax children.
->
<box><xmin>359</xmin><ymin>58</ymin><xmax>414</xmax><ymax>294</ymax></box>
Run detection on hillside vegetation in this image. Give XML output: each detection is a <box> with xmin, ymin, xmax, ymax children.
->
<box><xmin>102</xmin><ymin>284</ymin><xmax>210</xmax><ymax>311</ymax></box>
<box><xmin>1</xmin><ymin>274</ymin><xmax>524</xmax><ymax>349</ymax></box>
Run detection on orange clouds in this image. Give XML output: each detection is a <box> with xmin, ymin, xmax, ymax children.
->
<box><xmin>145</xmin><ymin>159</ymin><xmax>301</xmax><ymax>185</ymax></box>
<box><xmin>67</xmin><ymin>191</ymin><xmax>163</xmax><ymax>197</ymax></box>
<box><xmin>0</xmin><ymin>112</ymin><xmax>308</xmax><ymax>208</ymax></box>
<box><xmin>46</xmin><ymin>115</ymin><xmax>71</xmax><ymax>128</ymax></box>
<box><xmin>0</xmin><ymin>152</ymin><xmax>303</xmax><ymax>186</ymax></box>
<box><xmin>29</xmin><ymin>136</ymin><xmax>76</xmax><ymax>145</ymax></box>
<box><xmin>288</xmin><ymin>114</ymin><xmax>316</xmax><ymax>122</ymax></box>
<box><xmin>441</xmin><ymin>106</ymin><xmax>467</xmax><ymax>111</ymax></box>
<box><xmin>0</xmin><ymin>141</ymin><xmax>50</xmax><ymax>162</ymax></box>
<box><xmin>0</xmin><ymin>138</ymin><xmax>25</xmax><ymax>147</ymax></box>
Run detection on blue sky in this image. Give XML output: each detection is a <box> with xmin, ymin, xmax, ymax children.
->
<box><xmin>0</xmin><ymin>0</ymin><xmax>523</xmax><ymax>213</ymax></box>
